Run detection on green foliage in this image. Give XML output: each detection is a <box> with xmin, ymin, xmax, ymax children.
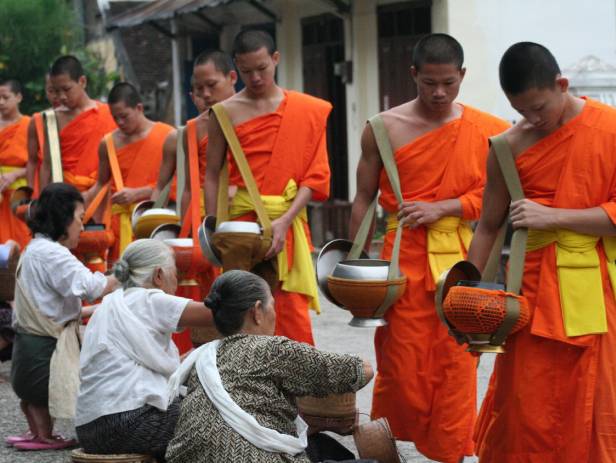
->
<box><xmin>0</xmin><ymin>0</ymin><xmax>117</xmax><ymax>113</ymax></box>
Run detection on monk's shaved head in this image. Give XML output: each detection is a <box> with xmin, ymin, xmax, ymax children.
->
<box><xmin>50</xmin><ymin>55</ymin><xmax>84</xmax><ymax>82</ymax></box>
<box><xmin>232</xmin><ymin>30</ymin><xmax>276</xmax><ymax>58</ymax></box>
<box><xmin>194</xmin><ymin>49</ymin><xmax>234</xmax><ymax>75</ymax></box>
<box><xmin>0</xmin><ymin>79</ymin><xmax>22</xmax><ymax>95</ymax></box>
<box><xmin>108</xmin><ymin>82</ymin><xmax>141</xmax><ymax>108</ymax></box>
<box><xmin>412</xmin><ymin>33</ymin><xmax>464</xmax><ymax>71</ymax></box>
<box><xmin>499</xmin><ymin>42</ymin><xmax>561</xmax><ymax>95</ymax></box>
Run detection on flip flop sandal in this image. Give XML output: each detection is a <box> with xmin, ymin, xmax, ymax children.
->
<box><xmin>14</xmin><ymin>437</ymin><xmax>78</xmax><ymax>451</ymax></box>
<box><xmin>5</xmin><ymin>432</ymin><xmax>35</xmax><ymax>446</ymax></box>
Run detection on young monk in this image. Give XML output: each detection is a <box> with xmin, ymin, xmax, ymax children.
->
<box><xmin>205</xmin><ymin>30</ymin><xmax>331</xmax><ymax>345</ymax></box>
<box><xmin>468</xmin><ymin>42</ymin><xmax>616</xmax><ymax>463</ymax></box>
<box><xmin>151</xmin><ymin>49</ymin><xmax>237</xmax><ymax>212</ymax></box>
<box><xmin>36</xmin><ymin>55</ymin><xmax>116</xmax><ymax>193</ymax></box>
<box><xmin>349</xmin><ymin>34</ymin><xmax>509</xmax><ymax>463</ymax></box>
<box><xmin>88</xmin><ymin>82</ymin><xmax>174</xmax><ymax>262</ymax></box>
<box><xmin>25</xmin><ymin>74</ymin><xmax>63</xmax><ymax>194</ymax></box>
<box><xmin>0</xmin><ymin>80</ymin><xmax>31</xmax><ymax>248</ymax></box>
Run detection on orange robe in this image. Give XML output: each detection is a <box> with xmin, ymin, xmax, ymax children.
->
<box><xmin>0</xmin><ymin>116</ymin><xmax>31</xmax><ymax>248</ymax></box>
<box><xmin>60</xmin><ymin>103</ymin><xmax>116</xmax><ymax>192</ymax></box>
<box><xmin>108</xmin><ymin>122</ymin><xmax>174</xmax><ymax>262</ymax></box>
<box><xmin>475</xmin><ymin>98</ymin><xmax>616</xmax><ymax>463</ymax></box>
<box><xmin>372</xmin><ymin>106</ymin><xmax>509</xmax><ymax>463</ymax></box>
<box><xmin>228</xmin><ymin>90</ymin><xmax>332</xmax><ymax>345</ymax></box>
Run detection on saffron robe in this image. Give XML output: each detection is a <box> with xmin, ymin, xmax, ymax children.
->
<box><xmin>108</xmin><ymin>122</ymin><xmax>174</xmax><ymax>262</ymax></box>
<box><xmin>372</xmin><ymin>105</ymin><xmax>509</xmax><ymax>463</ymax></box>
<box><xmin>59</xmin><ymin>103</ymin><xmax>116</xmax><ymax>192</ymax></box>
<box><xmin>0</xmin><ymin>116</ymin><xmax>31</xmax><ymax>247</ymax></box>
<box><xmin>475</xmin><ymin>98</ymin><xmax>616</xmax><ymax>463</ymax></box>
<box><xmin>226</xmin><ymin>90</ymin><xmax>331</xmax><ymax>345</ymax></box>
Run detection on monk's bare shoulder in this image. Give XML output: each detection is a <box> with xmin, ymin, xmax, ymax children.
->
<box><xmin>503</xmin><ymin>121</ymin><xmax>542</xmax><ymax>158</ymax></box>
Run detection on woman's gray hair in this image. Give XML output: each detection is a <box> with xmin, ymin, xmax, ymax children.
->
<box><xmin>113</xmin><ymin>239</ymin><xmax>175</xmax><ymax>289</ymax></box>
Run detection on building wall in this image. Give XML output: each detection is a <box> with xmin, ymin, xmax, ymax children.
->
<box><xmin>447</xmin><ymin>0</ymin><xmax>616</xmax><ymax>122</ymax></box>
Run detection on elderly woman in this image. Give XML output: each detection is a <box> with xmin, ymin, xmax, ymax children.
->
<box><xmin>9</xmin><ymin>183</ymin><xmax>116</xmax><ymax>451</ymax></box>
<box><xmin>75</xmin><ymin>238</ymin><xmax>214</xmax><ymax>461</ymax></box>
<box><xmin>166</xmin><ymin>270</ymin><xmax>374</xmax><ymax>463</ymax></box>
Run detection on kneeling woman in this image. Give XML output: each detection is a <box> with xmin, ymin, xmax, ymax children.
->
<box><xmin>75</xmin><ymin>239</ymin><xmax>214</xmax><ymax>461</ymax></box>
<box><xmin>10</xmin><ymin>183</ymin><xmax>116</xmax><ymax>450</ymax></box>
<box><xmin>167</xmin><ymin>270</ymin><xmax>374</xmax><ymax>463</ymax></box>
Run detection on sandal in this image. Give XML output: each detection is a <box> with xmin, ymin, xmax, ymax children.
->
<box><xmin>5</xmin><ymin>431</ymin><xmax>35</xmax><ymax>445</ymax></box>
<box><xmin>14</xmin><ymin>436</ymin><xmax>78</xmax><ymax>451</ymax></box>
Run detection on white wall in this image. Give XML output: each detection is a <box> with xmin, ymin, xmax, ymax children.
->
<box><xmin>445</xmin><ymin>0</ymin><xmax>616</xmax><ymax>122</ymax></box>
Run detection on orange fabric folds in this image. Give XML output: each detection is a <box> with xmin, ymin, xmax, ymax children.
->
<box><xmin>60</xmin><ymin>103</ymin><xmax>116</xmax><ymax>191</ymax></box>
<box><xmin>371</xmin><ymin>106</ymin><xmax>509</xmax><ymax>463</ymax></box>
<box><xmin>227</xmin><ymin>90</ymin><xmax>332</xmax><ymax>345</ymax></box>
<box><xmin>475</xmin><ymin>98</ymin><xmax>616</xmax><ymax>463</ymax></box>
<box><xmin>0</xmin><ymin>116</ymin><xmax>31</xmax><ymax>247</ymax></box>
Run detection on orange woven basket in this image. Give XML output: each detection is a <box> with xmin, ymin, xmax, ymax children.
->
<box><xmin>443</xmin><ymin>285</ymin><xmax>530</xmax><ymax>335</ymax></box>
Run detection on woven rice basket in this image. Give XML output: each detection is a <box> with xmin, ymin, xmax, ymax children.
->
<box><xmin>353</xmin><ymin>417</ymin><xmax>401</xmax><ymax>463</ymax></box>
<box><xmin>71</xmin><ymin>448</ymin><xmax>154</xmax><ymax>463</ymax></box>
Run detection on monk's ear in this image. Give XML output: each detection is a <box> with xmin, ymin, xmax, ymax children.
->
<box><xmin>15</xmin><ymin>92</ymin><xmax>23</xmax><ymax>104</ymax></box>
<box><xmin>459</xmin><ymin>67</ymin><xmax>467</xmax><ymax>81</ymax></box>
<box><xmin>556</xmin><ymin>75</ymin><xmax>569</xmax><ymax>93</ymax></box>
<box><xmin>410</xmin><ymin>66</ymin><xmax>418</xmax><ymax>82</ymax></box>
<box><xmin>229</xmin><ymin>70</ymin><xmax>238</xmax><ymax>86</ymax></box>
<box><xmin>136</xmin><ymin>102</ymin><xmax>144</xmax><ymax>113</ymax></box>
<box><xmin>78</xmin><ymin>75</ymin><xmax>87</xmax><ymax>90</ymax></box>
<box><xmin>271</xmin><ymin>51</ymin><xmax>281</xmax><ymax>66</ymax></box>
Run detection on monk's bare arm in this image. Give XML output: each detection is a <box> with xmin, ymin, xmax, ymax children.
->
<box><xmin>204</xmin><ymin>113</ymin><xmax>226</xmax><ymax>216</ymax></box>
<box><xmin>510</xmin><ymin>201</ymin><xmax>616</xmax><ymax>236</ymax></box>
<box><xmin>151</xmin><ymin>130</ymin><xmax>177</xmax><ymax>201</ymax></box>
<box><xmin>349</xmin><ymin>125</ymin><xmax>382</xmax><ymax>247</ymax></box>
<box><xmin>467</xmin><ymin>148</ymin><xmax>510</xmax><ymax>273</ymax></box>
<box><xmin>26</xmin><ymin>118</ymin><xmax>39</xmax><ymax>188</ymax></box>
<box><xmin>83</xmin><ymin>141</ymin><xmax>110</xmax><ymax>206</ymax></box>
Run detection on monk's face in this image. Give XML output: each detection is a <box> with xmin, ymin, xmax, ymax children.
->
<box><xmin>0</xmin><ymin>86</ymin><xmax>21</xmax><ymax>118</ymax></box>
<box><xmin>50</xmin><ymin>73</ymin><xmax>87</xmax><ymax>110</ymax></box>
<box><xmin>190</xmin><ymin>61</ymin><xmax>237</xmax><ymax>112</ymax></box>
<box><xmin>234</xmin><ymin>47</ymin><xmax>280</xmax><ymax>96</ymax></box>
<box><xmin>411</xmin><ymin>63</ymin><xmax>465</xmax><ymax>113</ymax></box>
<box><xmin>110</xmin><ymin>101</ymin><xmax>144</xmax><ymax>135</ymax></box>
<box><xmin>506</xmin><ymin>78</ymin><xmax>568</xmax><ymax>132</ymax></box>
<box><xmin>45</xmin><ymin>76</ymin><xmax>61</xmax><ymax>108</ymax></box>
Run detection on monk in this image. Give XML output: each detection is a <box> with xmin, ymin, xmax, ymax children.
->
<box><xmin>205</xmin><ymin>30</ymin><xmax>331</xmax><ymax>345</ymax></box>
<box><xmin>151</xmin><ymin>49</ymin><xmax>237</xmax><ymax>214</ymax></box>
<box><xmin>468</xmin><ymin>42</ymin><xmax>616</xmax><ymax>463</ymax></box>
<box><xmin>0</xmin><ymin>80</ymin><xmax>30</xmax><ymax>248</ymax></box>
<box><xmin>36</xmin><ymin>55</ymin><xmax>116</xmax><ymax>193</ymax></box>
<box><xmin>25</xmin><ymin>74</ymin><xmax>63</xmax><ymax>194</ymax></box>
<box><xmin>349</xmin><ymin>34</ymin><xmax>509</xmax><ymax>463</ymax></box>
<box><xmin>89</xmin><ymin>82</ymin><xmax>174</xmax><ymax>262</ymax></box>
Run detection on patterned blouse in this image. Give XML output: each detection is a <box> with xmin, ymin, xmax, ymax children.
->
<box><xmin>166</xmin><ymin>334</ymin><xmax>366</xmax><ymax>463</ymax></box>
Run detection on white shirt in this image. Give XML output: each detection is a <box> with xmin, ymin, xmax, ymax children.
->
<box><xmin>15</xmin><ymin>235</ymin><xmax>107</xmax><ymax>326</ymax></box>
<box><xmin>75</xmin><ymin>287</ymin><xmax>190</xmax><ymax>426</ymax></box>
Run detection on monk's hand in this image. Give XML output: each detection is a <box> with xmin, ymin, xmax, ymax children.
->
<box><xmin>510</xmin><ymin>199</ymin><xmax>556</xmax><ymax>230</ymax></box>
<box><xmin>398</xmin><ymin>201</ymin><xmax>443</xmax><ymax>228</ymax></box>
<box><xmin>112</xmin><ymin>188</ymin><xmax>139</xmax><ymax>205</ymax></box>
<box><xmin>265</xmin><ymin>216</ymin><xmax>292</xmax><ymax>260</ymax></box>
<box><xmin>0</xmin><ymin>172</ymin><xmax>16</xmax><ymax>193</ymax></box>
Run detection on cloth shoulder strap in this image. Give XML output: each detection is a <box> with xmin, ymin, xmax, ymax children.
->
<box><xmin>210</xmin><ymin>104</ymin><xmax>272</xmax><ymax>240</ymax></box>
<box><xmin>348</xmin><ymin>115</ymin><xmax>404</xmax><ymax>317</ymax></box>
<box><xmin>43</xmin><ymin>109</ymin><xmax>63</xmax><ymax>183</ymax></box>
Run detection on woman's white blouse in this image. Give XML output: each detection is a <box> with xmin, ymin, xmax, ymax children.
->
<box><xmin>17</xmin><ymin>235</ymin><xmax>107</xmax><ymax>326</ymax></box>
<box><xmin>75</xmin><ymin>287</ymin><xmax>190</xmax><ymax>426</ymax></box>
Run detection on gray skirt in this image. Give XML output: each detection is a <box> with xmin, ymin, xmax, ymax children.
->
<box><xmin>10</xmin><ymin>332</ymin><xmax>57</xmax><ymax>406</ymax></box>
<box><xmin>76</xmin><ymin>399</ymin><xmax>181</xmax><ymax>462</ymax></box>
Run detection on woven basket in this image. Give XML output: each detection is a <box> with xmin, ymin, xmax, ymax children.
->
<box><xmin>71</xmin><ymin>449</ymin><xmax>154</xmax><ymax>463</ymax></box>
<box><xmin>443</xmin><ymin>285</ymin><xmax>530</xmax><ymax>334</ymax></box>
<box><xmin>0</xmin><ymin>241</ymin><xmax>20</xmax><ymax>301</ymax></box>
<box><xmin>297</xmin><ymin>393</ymin><xmax>357</xmax><ymax>435</ymax></box>
<box><xmin>327</xmin><ymin>276</ymin><xmax>407</xmax><ymax>317</ymax></box>
<box><xmin>353</xmin><ymin>418</ymin><xmax>400</xmax><ymax>463</ymax></box>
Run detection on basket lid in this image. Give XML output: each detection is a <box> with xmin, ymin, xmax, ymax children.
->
<box><xmin>434</xmin><ymin>260</ymin><xmax>481</xmax><ymax>328</ymax></box>
<box><xmin>316</xmin><ymin>239</ymin><xmax>369</xmax><ymax>305</ymax></box>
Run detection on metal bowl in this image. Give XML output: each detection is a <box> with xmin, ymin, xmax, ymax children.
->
<box><xmin>198</xmin><ymin>216</ymin><xmax>222</xmax><ymax>267</ymax></box>
<box><xmin>332</xmin><ymin>259</ymin><xmax>391</xmax><ymax>281</ymax></box>
<box><xmin>131</xmin><ymin>200</ymin><xmax>155</xmax><ymax>229</ymax></box>
<box><xmin>150</xmin><ymin>223</ymin><xmax>181</xmax><ymax>241</ymax></box>
<box><xmin>164</xmin><ymin>238</ymin><xmax>193</xmax><ymax>248</ymax></box>
<box><xmin>216</xmin><ymin>221</ymin><xmax>261</xmax><ymax>234</ymax></box>
<box><xmin>315</xmin><ymin>239</ymin><xmax>369</xmax><ymax>306</ymax></box>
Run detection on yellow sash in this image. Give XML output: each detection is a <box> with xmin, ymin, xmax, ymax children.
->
<box><xmin>386</xmin><ymin>214</ymin><xmax>473</xmax><ymax>284</ymax></box>
<box><xmin>527</xmin><ymin>229</ymin><xmax>609</xmax><ymax>336</ymax></box>
<box><xmin>229</xmin><ymin>179</ymin><xmax>320</xmax><ymax>313</ymax></box>
<box><xmin>110</xmin><ymin>203</ymin><xmax>134</xmax><ymax>256</ymax></box>
<box><xmin>0</xmin><ymin>165</ymin><xmax>27</xmax><ymax>191</ymax></box>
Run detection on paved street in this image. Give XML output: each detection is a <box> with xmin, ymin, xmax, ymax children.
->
<box><xmin>0</xmin><ymin>295</ymin><xmax>494</xmax><ymax>462</ymax></box>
